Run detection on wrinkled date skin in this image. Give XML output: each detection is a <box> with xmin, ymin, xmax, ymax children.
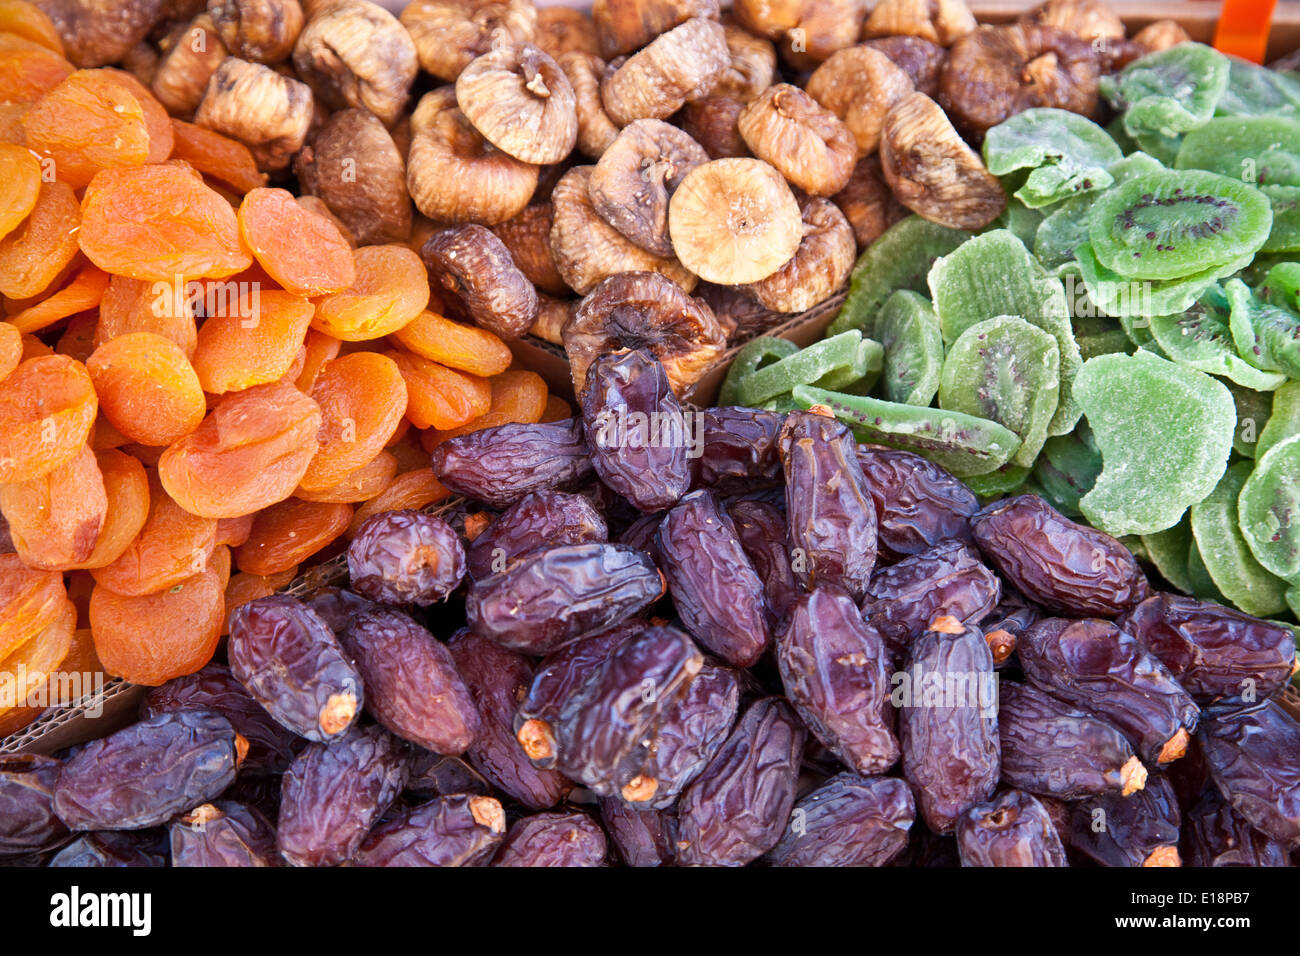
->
<box><xmin>1067</xmin><ymin>775</ymin><xmax>1183</xmax><ymax>867</ymax></box>
<box><xmin>353</xmin><ymin>794</ymin><xmax>506</xmax><ymax>867</ymax></box>
<box><xmin>347</xmin><ymin>510</ymin><xmax>466</xmax><ymax>606</ymax></box>
<box><xmin>728</xmin><ymin>499</ymin><xmax>800</xmax><ymax>629</ymax></box>
<box><xmin>1018</xmin><ymin>617</ymin><xmax>1200</xmax><ymax>767</ymax></box>
<box><xmin>447</xmin><ymin>629</ymin><xmax>570</xmax><ymax>810</ymax></box>
<box><xmin>277</xmin><ymin>724</ymin><xmax>409</xmax><ymax>867</ymax></box>
<box><xmin>1117</xmin><ymin>594</ymin><xmax>1298</xmax><ymax>704</ymax></box>
<box><xmin>170</xmin><ymin>801</ymin><xmax>282</xmax><ymax>867</ymax></box>
<box><xmin>228</xmin><ymin>595</ymin><xmax>365</xmax><ymax>743</ymax></box>
<box><xmin>980</xmin><ymin>595</ymin><xmax>1039</xmax><ymax>669</ymax></box>
<box><xmin>998</xmin><ymin>682</ymin><xmax>1146</xmax><ymax>800</ymax></box>
<box><xmin>655</xmin><ymin>490</ymin><xmax>770</xmax><ymax>667</ymax></box>
<box><xmin>554</xmin><ymin>625</ymin><xmax>703</xmax><ymax>799</ymax></box>
<box><xmin>777</xmin><ymin>586</ymin><xmax>899</xmax><ymax>775</ymax></box>
<box><xmin>492</xmin><ymin>811</ymin><xmax>608</xmax><ymax>867</ymax></box>
<box><xmin>466</xmin><ymin>542</ymin><xmax>664</xmax><ymax>654</ymax></box>
<box><xmin>675</xmin><ymin>697</ymin><xmax>807</xmax><ymax>867</ymax></box>
<box><xmin>1199</xmin><ymin>699</ymin><xmax>1300</xmax><ymax>847</ymax></box>
<box><xmin>1184</xmin><ymin>788</ymin><xmax>1294</xmax><ymax>867</ymax></box>
<box><xmin>692</xmin><ymin>407</ymin><xmax>785</xmax><ymax>495</ymax></box>
<box><xmin>0</xmin><ymin>755</ymin><xmax>67</xmax><ymax>857</ymax></box>
<box><xmin>303</xmin><ymin>587</ymin><xmax>377</xmax><ymax>636</ymax></box>
<box><xmin>405</xmin><ymin>752</ymin><xmax>492</xmax><ymax>798</ymax></box>
<box><xmin>53</xmin><ymin>710</ymin><xmax>240</xmax><ymax>831</ymax></box>
<box><xmin>860</xmin><ymin>540</ymin><xmax>1001</xmax><ymax>657</ymax></box>
<box><xmin>599</xmin><ymin>797</ymin><xmax>675</xmax><ymax>867</ymax></box>
<box><xmin>466</xmin><ymin>490</ymin><xmax>608</xmax><ymax>580</ymax></box>
<box><xmin>956</xmin><ymin>789</ymin><xmax>1068</xmax><ymax>867</ymax></box>
<box><xmin>48</xmin><ymin>830</ymin><xmax>169</xmax><ymax>868</ymax></box>
<box><xmin>971</xmin><ymin>495</ymin><xmax>1149</xmax><ymax>616</ymax></box>
<box><xmin>580</xmin><ymin>349</ymin><xmax>691</xmax><ymax>512</ymax></box>
<box><xmin>898</xmin><ymin>622</ymin><xmax>1000</xmax><ymax>835</ymax></box>
<box><xmin>779</xmin><ymin>411</ymin><xmax>877</xmax><ymax>600</ymax></box>
<box><xmin>766</xmin><ymin>773</ymin><xmax>915</xmax><ymax>867</ymax></box>
<box><xmin>342</xmin><ymin>608</ymin><xmax>480</xmax><ymax>756</ymax></box>
<box><xmin>857</xmin><ymin>445</ymin><xmax>979</xmax><ymax>559</ymax></box>
<box><xmin>431</xmin><ymin>418</ymin><xmax>596</xmax><ymax>509</ymax></box>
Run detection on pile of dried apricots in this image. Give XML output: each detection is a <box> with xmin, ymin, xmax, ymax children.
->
<box><xmin>0</xmin><ymin>0</ymin><xmax>564</xmax><ymax>737</ymax></box>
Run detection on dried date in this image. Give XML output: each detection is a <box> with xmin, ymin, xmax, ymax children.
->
<box><xmin>1199</xmin><ymin>699</ymin><xmax>1300</xmax><ymax>847</ymax></box>
<box><xmin>692</xmin><ymin>407</ymin><xmax>785</xmax><ymax>495</ymax></box>
<box><xmin>766</xmin><ymin>773</ymin><xmax>915</xmax><ymax>867</ymax></box>
<box><xmin>347</xmin><ymin>510</ymin><xmax>467</xmax><ymax>606</ymax></box>
<box><xmin>352</xmin><ymin>794</ymin><xmax>506</xmax><ymax>867</ymax></box>
<box><xmin>170</xmin><ymin>801</ymin><xmax>281</xmax><ymax>867</ymax></box>
<box><xmin>728</xmin><ymin>499</ymin><xmax>800</xmax><ymax>629</ymax></box>
<box><xmin>956</xmin><ymin>789</ymin><xmax>1068</xmax><ymax>867</ymax></box>
<box><xmin>466</xmin><ymin>490</ymin><xmax>607</xmax><ymax>580</ymax></box>
<box><xmin>1184</xmin><ymin>788</ymin><xmax>1294</xmax><ymax>867</ymax></box>
<box><xmin>599</xmin><ymin>796</ymin><xmax>675</xmax><ymax>867</ymax></box>
<box><xmin>1066</xmin><ymin>775</ymin><xmax>1182</xmax><ymax>867</ymax></box>
<box><xmin>856</xmin><ymin>445</ymin><xmax>979</xmax><ymax>559</ymax></box>
<box><xmin>492</xmin><ymin>811</ymin><xmax>608</xmax><ymax>867</ymax></box>
<box><xmin>431</xmin><ymin>418</ymin><xmax>596</xmax><ymax>509</ymax></box>
<box><xmin>48</xmin><ymin>830</ymin><xmax>168</xmax><ymax>868</ymax></box>
<box><xmin>0</xmin><ymin>755</ymin><xmax>67</xmax><ymax>858</ymax></box>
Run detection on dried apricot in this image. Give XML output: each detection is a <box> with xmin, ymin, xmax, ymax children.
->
<box><xmin>233</xmin><ymin>498</ymin><xmax>352</xmax><ymax>576</ymax></box>
<box><xmin>89</xmin><ymin>416</ymin><xmax>129</xmax><ymax>450</ymax></box>
<box><xmin>390</xmin><ymin>309</ymin><xmax>512</xmax><ymax>377</ymax></box>
<box><xmin>386</xmin><ymin>349</ymin><xmax>491</xmax><ymax>431</ymax></box>
<box><xmin>294</xmin><ymin>328</ymin><xmax>342</xmax><ymax>393</ymax></box>
<box><xmin>0</xmin><ymin>180</ymin><xmax>78</xmax><ymax>301</ymax></box>
<box><xmin>215</xmin><ymin>514</ymin><xmax>255</xmax><ymax>549</ymax></box>
<box><xmin>192</xmin><ymin>290</ymin><xmax>314</xmax><ymax>394</ymax></box>
<box><xmin>8</xmin><ymin>261</ymin><xmax>107</xmax><ymax>333</ymax></box>
<box><xmin>297</xmin><ymin>450</ymin><xmax>398</xmax><ymax>504</ymax></box>
<box><xmin>86</xmin><ymin>332</ymin><xmax>205</xmax><ymax>446</ymax></box>
<box><xmin>0</xmin><ymin>354</ymin><xmax>96</xmax><ymax>483</ymax></box>
<box><xmin>94</xmin><ymin>274</ymin><xmax>198</xmax><ymax>358</ymax></box>
<box><xmin>309</xmin><ymin>244</ymin><xmax>428</xmax><ymax>341</ymax></box>
<box><xmin>79</xmin><ymin>164</ymin><xmax>252</xmax><ymax>281</ymax></box>
<box><xmin>347</xmin><ymin>468</ymin><xmax>451</xmax><ymax>538</ymax></box>
<box><xmin>223</xmin><ymin>567</ymin><xmax>297</xmax><ymax>635</ymax></box>
<box><xmin>0</xmin><ymin>442</ymin><xmax>106</xmax><ymax>569</ymax></box>
<box><xmin>45</xmin><ymin>627</ymin><xmax>106</xmax><ymax>707</ymax></box>
<box><xmin>169</xmin><ymin>119</ymin><xmax>266</xmax><ymax>196</ymax></box>
<box><xmin>100</xmin><ymin>68</ymin><xmax>171</xmax><ymax>164</ymax></box>
<box><xmin>0</xmin><ymin>2</ymin><xmax>63</xmax><ymax>54</ymax></box>
<box><xmin>0</xmin><ymin>593</ymin><xmax>72</xmax><ymax>713</ymax></box>
<box><xmin>0</xmin><ymin>141</ymin><xmax>39</xmax><ymax>240</ymax></box>
<box><xmin>0</xmin><ymin>102</ymin><xmax>27</xmax><ymax>144</ymax></box>
<box><xmin>300</xmin><ymin>352</ymin><xmax>407</xmax><ymax>493</ymax></box>
<box><xmin>55</xmin><ymin>310</ymin><xmax>96</xmax><ymax>362</ymax></box>
<box><xmin>237</xmin><ymin>187</ymin><xmax>355</xmax><ymax>297</ymax></box>
<box><xmin>385</xmin><ymin>427</ymin><xmax>428</xmax><ymax>473</ymax></box>
<box><xmin>0</xmin><ymin>320</ymin><xmax>19</xmax><ymax>381</ymax></box>
<box><xmin>423</xmin><ymin>369</ymin><xmax>548</xmax><ymax>445</ymax></box>
<box><xmin>73</xmin><ymin>449</ymin><xmax>148</xmax><ymax>570</ymax></box>
<box><xmin>158</xmin><ymin>381</ymin><xmax>322</xmax><ymax>519</ymax></box>
<box><xmin>0</xmin><ymin>704</ymin><xmax>39</xmax><ymax>734</ymax></box>
<box><xmin>0</xmin><ymin>32</ymin><xmax>72</xmax><ymax>102</ymax></box>
<box><xmin>16</xmin><ymin>332</ymin><xmax>49</xmax><ymax>360</ymax></box>
<box><xmin>0</xmin><ymin>552</ymin><xmax>65</xmax><ymax>661</ymax></box>
<box><xmin>540</xmin><ymin>394</ymin><xmax>572</xmax><ymax>422</ymax></box>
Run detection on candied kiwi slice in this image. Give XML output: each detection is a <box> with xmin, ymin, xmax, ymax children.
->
<box><xmin>982</xmin><ymin>108</ymin><xmax>1122</xmax><ymax>209</ymax></box>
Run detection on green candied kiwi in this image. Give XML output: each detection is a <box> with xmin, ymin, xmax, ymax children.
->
<box><xmin>1227</xmin><ymin>379</ymin><xmax>1275</xmax><ymax>458</ymax></box>
<box><xmin>1288</xmin><ymin>585</ymin><xmax>1300</xmax><ymax>621</ymax></box>
<box><xmin>877</xmin><ymin>289</ymin><xmax>943</xmax><ymax>406</ymax></box>
<box><xmin>964</xmin><ymin>464</ymin><xmax>1033</xmax><ymax>497</ymax></box>
<box><xmin>828</xmin><ymin>217</ymin><xmax>971</xmax><ymax>339</ymax></box>
<box><xmin>1031</xmin><ymin>425</ymin><xmax>1103</xmax><ymax>517</ymax></box>
<box><xmin>759</xmin><ymin>394</ymin><xmax>801</xmax><ymax>413</ymax></box>
<box><xmin>1187</xmin><ymin>536</ymin><xmax>1231</xmax><ymax>604</ymax></box>
<box><xmin>1148</xmin><ymin>285</ymin><xmax>1289</xmax><ymax>391</ymax></box>
<box><xmin>1260</xmin><ymin>261</ymin><xmax>1300</xmax><ymax>311</ymax></box>
<box><xmin>1074</xmin><ymin>241</ymin><xmax>1254</xmax><ymax>319</ymax></box>
<box><xmin>1190</xmin><ymin>460</ymin><xmax>1291</xmax><ymax>617</ymax></box>
<box><xmin>982</xmin><ymin>108</ymin><xmax>1122</xmax><ymax>209</ymax></box>
<box><xmin>1110</xmin><ymin>151</ymin><xmax>1168</xmax><ymax>185</ymax></box>
<box><xmin>1140</xmin><ymin>517</ymin><xmax>1195</xmax><ymax>594</ymax></box>
<box><xmin>938</xmin><ymin>315</ymin><xmax>1060</xmax><ymax>469</ymax></box>
<box><xmin>1073</xmin><ymin>350</ymin><xmax>1235</xmax><ymax>537</ymax></box>
<box><xmin>1175</xmin><ymin>116</ymin><xmax>1300</xmax><ymax>188</ymax></box>
<box><xmin>1224</xmin><ymin>278</ymin><xmax>1300</xmax><ymax>378</ymax></box>
<box><xmin>994</xmin><ymin>199</ymin><xmax>1046</xmax><ymax>248</ymax></box>
<box><xmin>927</xmin><ymin>229</ymin><xmax>1082</xmax><ymax>436</ymax></box>
<box><xmin>1257</xmin><ymin>381</ymin><xmax>1300</xmax><ymax>459</ymax></box>
<box><xmin>1215</xmin><ymin>57</ymin><xmax>1300</xmax><ymax>117</ymax></box>
<box><xmin>1116</xmin><ymin>312</ymin><xmax>1165</xmax><ymax>356</ymax></box>
<box><xmin>735</xmin><ymin>331</ymin><xmax>882</xmax><ymax>406</ymax></box>
<box><xmin>1071</xmin><ymin>315</ymin><xmax>1134</xmax><ymax>360</ymax></box>
<box><xmin>717</xmin><ymin>336</ymin><xmax>798</xmax><ymax>406</ymax></box>
<box><xmin>1034</xmin><ymin>195</ymin><xmax>1092</xmax><ymax>272</ymax></box>
<box><xmin>1086</xmin><ymin>169</ymin><xmax>1273</xmax><ymax>281</ymax></box>
<box><xmin>1132</xmin><ymin>129</ymin><xmax>1184</xmax><ymax>166</ymax></box>
<box><xmin>790</xmin><ymin>384</ymin><xmax>1021</xmax><ymax>478</ymax></box>
<box><xmin>1261</xmin><ymin>185</ymin><xmax>1300</xmax><ymax>253</ymax></box>
<box><xmin>1238</xmin><ymin>434</ymin><xmax>1300</xmax><ymax>580</ymax></box>
<box><xmin>1102</xmin><ymin>42</ymin><xmax>1230</xmax><ymax>139</ymax></box>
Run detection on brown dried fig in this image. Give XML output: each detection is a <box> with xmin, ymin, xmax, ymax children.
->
<box><xmin>713</xmin><ymin>19</ymin><xmax>777</xmax><ymax>99</ymax></box>
<box><xmin>589</xmin><ymin>119</ymin><xmax>709</xmax><ymax>257</ymax></box>
<box><xmin>695</xmin><ymin>282</ymin><xmax>782</xmax><ymax>340</ymax></box>
<box><xmin>668</xmin><ymin>157</ymin><xmax>802</xmax><ymax>285</ymax></box>
<box><xmin>599</xmin><ymin>17</ymin><xmax>729</xmax><ymax>125</ymax></box>
<box><xmin>744</xmin><ymin>197</ymin><xmax>854</xmax><ymax>313</ymax></box>
<box><xmin>680</xmin><ymin>96</ymin><xmax>750</xmax><ymax>159</ymax></box>
<box><xmin>294</xmin><ymin>108</ymin><xmax>411</xmax><ymax>245</ymax></box>
<box><xmin>1131</xmin><ymin>20</ymin><xmax>1191</xmax><ymax>52</ymax></box>
<box><xmin>879</xmin><ymin>91</ymin><xmax>1005</xmax><ymax>230</ymax></box>
<box><xmin>400</xmin><ymin>0</ymin><xmax>537</xmax><ymax>82</ymax></box>
<box><xmin>832</xmin><ymin>154</ymin><xmax>907</xmax><ymax>247</ymax></box>
<box><xmin>152</xmin><ymin>13</ymin><xmax>229</xmax><ymax>115</ymax></box>
<box><xmin>292</xmin><ymin>0</ymin><xmax>417</xmax><ymax>127</ymax></box>
<box><xmin>557</xmin><ymin>51</ymin><xmax>620</xmax><ymax>159</ymax></box>
<box><xmin>422</xmin><ymin>224</ymin><xmax>539</xmax><ymax>339</ymax></box>
<box><xmin>939</xmin><ymin>23</ymin><xmax>1100</xmax><ymax>141</ymax></box>
<box><xmin>592</xmin><ymin>0</ymin><xmax>720</xmax><ymax>59</ymax></box>
<box><xmin>208</xmin><ymin>0</ymin><xmax>303</xmax><ymax>64</ymax></box>
<box><xmin>490</xmin><ymin>202</ymin><xmax>568</xmax><ymax>297</ymax></box>
<box><xmin>732</xmin><ymin>0</ymin><xmax>866</xmax><ymax>67</ymax></box>
<box><xmin>737</xmin><ymin>83</ymin><xmax>856</xmax><ymax>196</ymax></box>
<box><xmin>38</xmin><ymin>0</ymin><xmax>166</xmax><ymax>67</ymax></box>
<box><xmin>563</xmin><ymin>271</ymin><xmax>726</xmax><ymax>395</ymax></box>
<box><xmin>806</xmin><ymin>45</ymin><xmax>914</xmax><ymax>155</ymax></box>
<box><xmin>863</xmin><ymin>35</ymin><xmax>945</xmax><ymax>97</ymax></box>
<box><xmin>535</xmin><ymin>5</ymin><xmax>600</xmax><ymax>59</ymax></box>
<box><xmin>530</xmin><ymin>292</ymin><xmax>573</xmax><ymax>345</ymax></box>
<box><xmin>862</xmin><ymin>0</ymin><xmax>975</xmax><ymax>47</ymax></box>
<box><xmin>455</xmin><ymin>44</ymin><xmax>577</xmax><ymax>166</ymax></box>
<box><xmin>549</xmin><ymin>165</ymin><xmax>697</xmax><ymax>295</ymax></box>
<box><xmin>1021</xmin><ymin>0</ymin><xmax>1124</xmax><ymax>43</ymax></box>
<box><xmin>194</xmin><ymin>56</ymin><xmax>313</xmax><ymax>170</ymax></box>
<box><xmin>405</xmin><ymin>87</ymin><xmax>539</xmax><ymax>226</ymax></box>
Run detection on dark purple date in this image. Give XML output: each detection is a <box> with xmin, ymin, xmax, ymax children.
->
<box><xmin>352</xmin><ymin>794</ymin><xmax>506</xmax><ymax>867</ymax></box>
<box><xmin>430</xmin><ymin>418</ymin><xmax>596</xmax><ymax>508</ymax></box>
<box><xmin>491</xmin><ymin>811</ymin><xmax>608</xmax><ymax>867</ymax></box>
<box><xmin>465</xmin><ymin>490</ymin><xmax>607</xmax><ymax>580</ymax></box>
<box><xmin>170</xmin><ymin>801</ymin><xmax>281</xmax><ymax>867</ymax></box>
<box><xmin>766</xmin><ymin>773</ymin><xmax>915</xmax><ymax>867</ymax></box>
<box><xmin>856</xmin><ymin>444</ymin><xmax>979</xmax><ymax>559</ymax></box>
<box><xmin>956</xmin><ymin>789</ymin><xmax>1068</xmax><ymax>867</ymax></box>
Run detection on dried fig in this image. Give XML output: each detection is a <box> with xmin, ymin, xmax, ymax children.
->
<box><xmin>593</xmin><ymin>0</ymin><xmax>719</xmax><ymax>58</ymax></box>
<box><xmin>863</xmin><ymin>35</ymin><xmax>946</xmax><ymax>97</ymax></box>
<box><xmin>680</xmin><ymin>97</ymin><xmax>750</xmax><ymax>159</ymax></box>
<box><xmin>737</xmin><ymin>82</ymin><xmax>856</xmax><ymax>196</ymax></box>
<box><xmin>295</xmin><ymin>107</ymin><xmax>411</xmax><ymax>245</ymax></box>
<box><xmin>39</xmin><ymin>0</ymin><xmax>166</xmax><ymax>67</ymax></box>
<box><xmin>549</xmin><ymin>165</ymin><xmax>697</xmax><ymax>294</ymax></box>
<box><xmin>557</xmin><ymin>51</ymin><xmax>620</xmax><ymax>159</ymax></box>
<box><xmin>152</xmin><ymin>14</ymin><xmax>229</xmax><ymax>115</ymax></box>
<box><xmin>455</xmin><ymin>43</ymin><xmax>577</xmax><ymax>166</ymax></box>
<box><xmin>695</xmin><ymin>282</ymin><xmax>781</xmax><ymax>340</ymax></box>
<box><xmin>530</xmin><ymin>292</ymin><xmax>573</xmax><ymax>345</ymax></box>
<box><xmin>806</xmin><ymin>45</ymin><xmax>914</xmax><ymax>155</ymax></box>
<box><xmin>422</xmin><ymin>224</ymin><xmax>538</xmax><ymax>338</ymax></box>
<box><xmin>292</xmin><ymin>0</ymin><xmax>418</xmax><ymax>127</ymax></box>
<box><xmin>599</xmin><ymin>17</ymin><xmax>729</xmax><ymax>125</ymax></box>
<box><xmin>1131</xmin><ymin>20</ymin><xmax>1191</xmax><ymax>52</ymax></box>
<box><xmin>400</xmin><ymin>0</ymin><xmax>536</xmax><ymax>82</ymax></box>
<box><xmin>745</xmin><ymin>197</ymin><xmax>855</xmax><ymax>312</ymax></box>
<box><xmin>490</xmin><ymin>203</ymin><xmax>568</xmax><ymax>297</ymax></box>
<box><xmin>861</xmin><ymin>0</ymin><xmax>975</xmax><ymax>47</ymax></box>
<box><xmin>832</xmin><ymin>154</ymin><xmax>908</xmax><ymax>247</ymax></box>
<box><xmin>1020</xmin><ymin>0</ymin><xmax>1123</xmax><ymax>43</ymax></box>
<box><xmin>194</xmin><ymin>56</ymin><xmax>313</xmax><ymax>170</ymax></box>
<box><xmin>535</xmin><ymin>5</ymin><xmax>600</xmax><ymax>59</ymax></box>
<box><xmin>406</xmin><ymin>88</ymin><xmax>539</xmax><ymax>226</ymax></box>
<box><xmin>732</xmin><ymin>0</ymin><xmax>867</xmax><ymax>67</ymax></box>
<box><xmin>880</xmin><ymin>91</ymin><xmax>1005</xmax><ymax>230</ymax></box>
<box><xmin>714</xmin><ymin>19</ymin><xmax>777</xmax><ymax>99</ymax></box>
<box><xmin>589</xmin><ymin>119</ymin><xmax>709</xmax><ymax>257</ymax></box>
<box><xmin>208</xmin><ymin>0</ymin><xmax>304</xmax><ymax>64</ymax></box>
<box><xmin>668</xmin><ymin>157</ymin><xmax>802</xmax><ymax>285</ymax></box>
<box><xmin>563</xmin><ymin>271</ymin><xmax>726</xmax><ymax>395</ymax></box>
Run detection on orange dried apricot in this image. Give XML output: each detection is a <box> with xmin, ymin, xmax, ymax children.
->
<box><xmin>310</xmin><ymin>244</ymin><xmax>428</xmax><ymax>341</ymax></box>
<box><xmin>223</xmin><ymin>567</ymin><xmax>297</xmax><ymax>635</ymax></box>
<box><xmin>72</xmin><ymin>448</ymin><xmax>149</xmax><ymax>570</ymax></box>
<box><xmin>300</xmin><ymin>352</ymin><xmax>407</xmax><ymax>492</ymax></box>
<box><xmin>0</xmin><ymin>593</ymin><xmax>72</xmax><ymax>714</ymax></box>
<box><xmin>8</xmin><ymin>260</ymin><xmax>107</xmax><ymax>333</ymax></box>
<box><xmin>86</xmin><ymin>332</ymin><xmax>206</xmax><ymax>446</ymax></box>
<box><xmin>215</xmin><ymin>514</ymin><xmax>255</xmax><ymax>549</ymax></box>
<box><xmin>386</xmin><ymin>349</ymin><xmax>491</xmax><ymax>431</ymax></box>
<box><xmin>0</xmin><ymin>552</ymin><xmax>65</xmax><ymax>661</ymax></box>
<box><xmin>423</xmin><ymin>369</ymin><xmax>548</xmax><ymax>445</ymax></box>
<box><xmin>0</xmin><ymin>102</ymin><xmax>27</xmax><ymax>144</ymax></box>
<box><xmin>296</xmin><ymin>449</ymin><xmax>397</xmax><ymax>504</ymax></box>
<box><xmin>0</xmin><ymin>141</ymin><xmax>39</xmax><ymax>240</ymax></box>
<box><xmin>389</xmin><ymin>309</ymin><xmax>514</xmax><ymax>377</ymax></box>
<box><xmin>0</xmin><ymin>442</ymin><xmax>107</xmax><ymax>570</ymax></box>
<box><xmin>100</xmin><ymin>68</ymin><xmax>172</xmax><ymax>164</ymax></box>
<box><xmin>0</xmin><ymin>32</ymin><xmax>72</xmax><ymax>102</ymax></box>
<box><xmin>233</xmin><ymin>498</ymin><xmax>352</xmax><ymax>576</ymax></box>
<box><xmin>16</xmin><ymin>332</ymin><xmax>49</xmax><ymax>360</ymax></box>
<box><xmin>158</xmin><ymin>381</ymin><xmax>322</xmax><ymax>518</ymax></box>
<box><xmin>0</xmin><ymin>354</ymin><xmax>96</xmax><ymax>483</ymax></box>
<box><xmin>169</xmin><ymin>119</ymin><xmax>266</xmax><ymax>196</ymax></box>
<box><xmin>95</xmin><ymin>274</ymin><xmax>199</xmax><ymax>359</ymax></box>
<box><xmin>0</xmin><ymin>320</ymin><xmax>19</xmax><ymax>381</ymax></box>
<box><xmin>347</xmin><ymin>468</ymin><xmax>451</xmax><ymax>537</ymax></box>
<box><xmin>44</xmin><ymin>627</ymin><xmax>106</xmax><ymax>707</ymax></box>
<box><xmin>55</xmin><ymin>310</ymin><xmax>96</xmax><ymax>362</ymax></box>
<box><xmin>0</xmin><ymin>179</ymin><xmax>79</xmax><ymax>301</ymax></box>
<box><xmin>237</xmin><ymin>187</ymin><xmax>354</xmax><ymax>297</ymax></box>
<box><xmin>541</xmin><ymin>393</ymin><xmax>572</xmax><ymax>422</ymax></box>
<box><xmin>192</xmin><ymin>290</ymin><xmax>313</xmax><ymax>394</ymax></box>
<box><xmin>297</xmin><ymin>196</ymin><xmax>356</xmax><ymax>247</ymax></box>
<box><xmin>79</xmin><ymin>164</ymin><xmax>252</xmax><ymax>281</ymax></box>
<box><xmin>89</xmin><ymin>416</ymin><xmax>129</xmax><ymax>449</ymax></box>
<box><xmin>0</xmin><ymin>2</ymin><xmax>62</xmax><ymax>54</ymax></box>
<box><xmin>385</xmin><ymin>426</ymin><xmax>427</xmax><ymax>473</ymax></box>
<box><xmin>294</xmin><ymin>328</ymin><xmax>342</xmax><ymax>393</ymax></box>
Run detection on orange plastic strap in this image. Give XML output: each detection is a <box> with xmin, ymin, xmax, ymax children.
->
<box><xmin>1214</xmin><ymin>0</ymin><xmax>1278</xmax><ymax>64</ymax></box>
